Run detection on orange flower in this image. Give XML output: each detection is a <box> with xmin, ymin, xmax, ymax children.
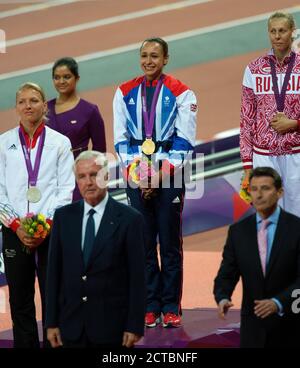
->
<box><xmin>241</xmin><ymin>178</ymin><xmax>249</xmax><ymax>189</ymax></box>
<box><xmin>41</xmin><ymin>230</ymin><xmax>48</xmax><ymax>238</ymax></box>
<box><xmin>37</xmin><ymin>224</ymin><xmax>44</xmax><ymax>233</ymax></box>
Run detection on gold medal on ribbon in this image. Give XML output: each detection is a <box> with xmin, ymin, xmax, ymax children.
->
<box><xmin>142</xmin><ymin>138</ymin><xmax>155</xmax><ymax>155</ymax></box>
<box><xmin>26</xmin><ymin>187</ymin><xmax>42</xmax><ymax>203</ymax></box>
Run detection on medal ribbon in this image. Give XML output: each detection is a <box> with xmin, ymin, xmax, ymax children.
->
<box><xmin>141</xmin><ymin>76</ymin><xmax>163</xmax><ymax>139</ymax></box>
<box><xmin>19</xmin><ymin>126</ymin><xmax>46</xmax><ymax>187</ymax></box>
<box><xmin>269</xmin><ymin>52</ymin><xmax>295</xmax><ymax>112</ymax></box>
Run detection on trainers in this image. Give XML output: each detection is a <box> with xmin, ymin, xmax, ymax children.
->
<box><xmin>145</xmin><ymin>312</ymin><xmax>161</xmax><ymax>328</ymax></box>
<box><xmin>162</xmin><ymin>312</ymin><xmax>181</xmax><ymax>328</ymax></box>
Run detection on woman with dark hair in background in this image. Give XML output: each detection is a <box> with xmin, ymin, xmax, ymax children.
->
<box><xmin>47</xmin><ymin>57</ymin><xmax>106</xmax><ymax>201</ymax></box>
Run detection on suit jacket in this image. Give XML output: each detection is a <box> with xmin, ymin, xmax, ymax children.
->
<box><xmin>45</xmin><ymin>196</ymin><xmax>146</xmax><ymax>344</ymax></box>
<box><xmin>214</xmin><ymin>209</ymin><xmax>300</xmax><ymax>348</ymax></box>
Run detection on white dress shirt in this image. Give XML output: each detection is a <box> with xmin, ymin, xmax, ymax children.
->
<box><xmin>81</xmin><ymin>192</ymin><xmax>109</xmax><ymax>250</ymax></box>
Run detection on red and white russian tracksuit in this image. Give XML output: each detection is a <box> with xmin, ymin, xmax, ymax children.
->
<box><xmin>240</xmin><ymin>50</ymin><xmax>300</xmax><ymax>216</ymax></box>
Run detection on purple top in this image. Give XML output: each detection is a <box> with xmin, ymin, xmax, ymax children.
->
<box><xmin>47</xmin><ymin>98</ymin><xmax>106</xmax><ymax>201</ymax></box>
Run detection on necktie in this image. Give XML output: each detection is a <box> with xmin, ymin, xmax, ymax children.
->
<box><xmin>83</xmin><ymin>209</ymin><xmax>96</xmax><ymax>267</ymax></box>
<box><xmin>258</xmin><ymin>219</ymin><xmax>269</xmax><ymax>276</ymax></box>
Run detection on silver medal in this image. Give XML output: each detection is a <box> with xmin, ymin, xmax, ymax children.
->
<box><xmin>26</xmin><ymin>187</ymin><xmax>42</xmax><ymax>203</ymax></box>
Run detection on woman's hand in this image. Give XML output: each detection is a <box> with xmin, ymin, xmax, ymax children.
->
<box><xmin>16</xmin><ymin>226</ymin><xmax>45</xmax><ymax>249</ymax></box>
<box><xmin>141</xmin><ymin>188</ymin><xmax>155</xmax><ymax>200</ymax></box>
<box><xmin>270</xmin><ymin>112</ymin><xmax>298</xmax><ymax>134</ymax></box>
<box><xmin>243</xmin><ymin>169</ymin><xmax>251</xmax><ymax>184</ymax></box>
<box><xmin>139</xmin><ymin>170</ymin><xmax>164</xmax><ymax>200</ymax></box>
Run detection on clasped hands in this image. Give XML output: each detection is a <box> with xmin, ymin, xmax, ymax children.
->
<box><xmin>139</xmin><ymin>170</ymin><xmax>162</xmax><ymax>200</ymax></box>
<box><xmin>16</xmin><ymin>225</ymin><xmax>44</xmax><ymax>250</ymax></box>
<box><xmin>270</xmin><ymin>112</ymin><xmax>298</xmax><ymax>134</ymax></box>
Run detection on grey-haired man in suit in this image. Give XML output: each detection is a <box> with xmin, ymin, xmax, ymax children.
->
<box><xmin>46</xmin><ymin>151</ymin><xmax>146</xmax><ymax>348</ymax></box>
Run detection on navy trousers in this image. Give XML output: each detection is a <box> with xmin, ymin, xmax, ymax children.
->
<box><xmin>126</xmin><ymin>180</ymin><xmax>185</xmax><ymax>315</ymax></box>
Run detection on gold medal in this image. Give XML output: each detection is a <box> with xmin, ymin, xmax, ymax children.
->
<box><xmin>26</xmin><ymin>187</ymin><xmax>42</xmax><ymax>203</ymax></box>
<box><xmin>141</xmin><ymin>138</ymin><xmax>155</xmax><ymax>155</ymax></box>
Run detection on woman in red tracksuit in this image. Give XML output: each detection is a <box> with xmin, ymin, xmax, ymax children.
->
<box><xmin>240</xmin><ymin>12</ymin><xmax>300</xmax><ymax>216</ymax></box>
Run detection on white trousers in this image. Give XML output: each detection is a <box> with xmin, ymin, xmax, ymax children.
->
<box><xmin>253</xmin><ymin>153</ymin><xmax>300</xmax><ymax>217</ymax></box>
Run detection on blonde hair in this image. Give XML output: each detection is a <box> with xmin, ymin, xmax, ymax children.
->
<box><xmin>16</xmin><ymin>82</ymin><xmax>46</xmax><ymax>103</ymax></box>
<box><xmin>268</xmin><ymin>12</ymin><xmax>296</xmax><ymax>30</ymax></box>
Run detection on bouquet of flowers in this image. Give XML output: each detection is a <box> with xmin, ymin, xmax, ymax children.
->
<box><xmin>128</xmin><ymin>157</ymin><xmax>158</xmax><ymax>200</ymax></box>
<box><xmin>0</xmin><ymin>204</ymin><xmax>50</xmax><ymax>254</ymax></box>
<box><xmin>128</xmin><ymin>157</ymin><xmax>156</xmax><ymax>185</ymax></box>
<box><xmin>21</xmin><ymin>213</ymin><xmax>50</xmax><ymax>239</ymax></box>
<box><xmin>19</xmin><ymin>213</ymin><xmax>51</xmax><ymax>254</ymax></box>
<box><xmin>239</xmin><ymin>173</ymin><xmax>252</xmax><ymax>204</ymax></box>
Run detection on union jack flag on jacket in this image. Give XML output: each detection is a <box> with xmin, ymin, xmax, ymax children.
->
<box><xmin>113</xmin><ymin>74</ymin><xmax>197</xmax><ymax>173</ymax></box>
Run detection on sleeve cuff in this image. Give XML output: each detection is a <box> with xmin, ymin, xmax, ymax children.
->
<box><xmin>272</xmin><ymin>298</ymin><xmax>284</xmax><ymax>316</ymax></box>
<box><xmin>218</xmin><ymin>298</ymin><xmax>231</xmax><ymax>305</ymax></box>
<box><xmin>10</xmin><ymin>218</ymin><xmax>21</xmax><ymax>232</ymax></box>
<box><xmin>46</xmin><ymin>218</ymin><xmax>53</xmax><ymax>226</ymax></box>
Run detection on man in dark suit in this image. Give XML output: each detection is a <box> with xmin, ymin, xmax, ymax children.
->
<box><xmin>214</xmin><ymin>167</ymin><xmax>300</xmax><ymax>348</ymax></box>
<box><xmin>45</xmin><ymin>151</ymin><xmax>146</xmax><ymax>348</ymax></box>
